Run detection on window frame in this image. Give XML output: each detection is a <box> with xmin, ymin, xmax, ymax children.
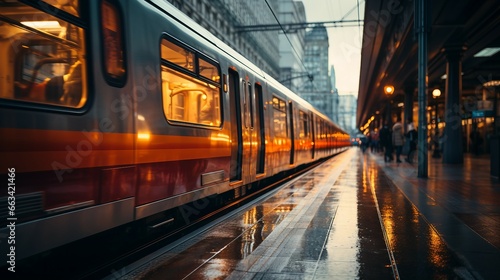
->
<box><xmin>99</xmin><ymin>0</ymin><xmax>127</xmax><ymax>87</ymax></box>
<box><xmin>0</xmin><ymin>0</ymin><xmax>90</xmax><ymax>113</ymax></box>
<box><xmin>299</xmin><ymin>110</ymin><xmax>309</xmax><ymax>139</ymax></box>
<box><xmin>272</xmin><ymin>95</ymin><xmax>288</xmax><ymax>138</ymax></box>
<box><xmin>160</xmin><ymin>34</ymin><xmax>223</xmax><ymax>128</ymax></box>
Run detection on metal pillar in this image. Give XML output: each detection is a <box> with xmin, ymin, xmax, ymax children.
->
<box><xmin>442</xmin><ymin>46</ymin><xmax>465</xmax><ymax>164</ymax></box>
<box><xmin>432</xmin><ymin>97</ymin><xmax>442</xmax><ymax>158</ymax></box>
<box><xmin>416</xmin><ymin>0</ymin><xmax>429</xmax><ymax>177</ymax></box>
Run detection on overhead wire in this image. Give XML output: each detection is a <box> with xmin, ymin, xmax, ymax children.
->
<box><xmin>340</xmin><ymin>0</ymin><xmax>365</xmax><ymax>22</ymax></box>
<box><xmin>263</xmin><ymin>0</ymin><xmax>365</xmax><ymax>92</ymax></box>
<box><xmin>264</xmin><ymin>0</ymin><xmax>313</xmax><ymax>85</ymax></box>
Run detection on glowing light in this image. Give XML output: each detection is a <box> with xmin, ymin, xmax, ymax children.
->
<box><xmin>483</xmin><ymin>80</ymin><xmax>500</xmax><ymax>87</ymax></box>
<box><xmin>21</xmin><ymin>21</ymin><xmax>61</xmax><ymax>30</ymax></box>
<box><xmin>384</xmin><ymin>85</ymin><xmax>394</xmax><ymax>95</ymax></box>
<box><xmin>210</xmin><ymin>133</ymin><xmax>230</xmax><ymax>142</ymax></box>
<box><xmin>432</xmin><ymin>88</ymin><xmax>441</xmax><ymax>98</ymax></box>
<box><xmin>474</xmin><ymin>47</ymin><xmax>500</xmax><ymax>57</ymax></box>
<box><xmin>137</xmin><ymin>133</ymin><xmax>151</xmax><ymax>140</ymax></box>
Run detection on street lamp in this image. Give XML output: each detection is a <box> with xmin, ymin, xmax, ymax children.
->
<box><xmin>384</xmin><ymin>85</ymin><xmax>395</xmax><ymax>95</ymax></box>
<box><xmin>432</xmin><ymin>88</ymin><xmax>441</xmax><ymax>158</ymax></box>
<box><xmin>383</xmin><ymin>85</ymin><xmax>394</xmax><ymax>125</ymax></box>
<box><xmin>432</xmin><ymin>88</ymin><xmax>441</xmax><ymax>98</ymax></box>
<box><xmin>432</xmin><ymin>89</ymin><xmax>441</xmax><ymax>124</ymax></box>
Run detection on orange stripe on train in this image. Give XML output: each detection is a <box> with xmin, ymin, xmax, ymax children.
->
<box><xmin>0</xmin><ymin>128</ymin><xmax>231</xmax><ymax>172</ymax></box>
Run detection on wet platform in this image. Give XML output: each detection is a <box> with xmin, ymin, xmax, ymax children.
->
<box><xmin>116</xmin><ymin>148</ymin><xmax>500</xmax><ymax>279</ymax></box>
<box><xmin>369</xmin><ymin>148</ymin><xmax>500</xmax><ymax>280</ymax></box>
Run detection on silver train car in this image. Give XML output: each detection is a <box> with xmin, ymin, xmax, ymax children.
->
<box><xmin>0</xmin><ymin>0</ymin><xmax>350</xmax><ymax>263</ymax></box>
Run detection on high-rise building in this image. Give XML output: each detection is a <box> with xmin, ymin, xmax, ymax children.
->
<box><xmin>338</xmin><ymin>94</ymin><xmax>358</xmax><ymax>133</ymax></box>
<box><xmin>299</xmin><ymin>24</ymin><xmax>335</xmax><ymax>121</ymax></box>
<box><xmin>330</xmin><ymin>65</ymin><xmax>339</xmax><ymax>123</ymax></box>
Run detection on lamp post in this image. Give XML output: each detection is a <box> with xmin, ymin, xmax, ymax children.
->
<box><xmin>384</xmin><ymin>85</ymin><xmax>394</xmax><ymax>125</ymax></box>
<box><xmin>432</xmin><ymin>88</ymin><xmax>441</xmax><ymax>158</ymax></box>
<box><xmin>381</xmin><ymin>85</ymin><xmax>395</xmax><ymax>161</ymax></box>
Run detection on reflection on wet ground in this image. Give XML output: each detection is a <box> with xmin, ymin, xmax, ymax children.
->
<box><xmin>371</xmin><ymin>149</ymin><xmax>500</xmax><ymax>279</ymax></box>
<box><xmin>134</xmin><ymin>172</ymin><xmax>321</xmax><ymax>279</ymax></box>
<box><xmin>318</xmin><ymin>156</ymin><xmax>392</xmax><ymax>279</ymax></box>
<box><xmin>361</xmin><ymin>153</ymin><xmax>464</xmax><ymax>279</ymax></box>
<box><xmin>419</xmin><ymin>160</ymin><xmax>500</xmax><ymax>251</ymax></box>
<box><xmin>126</xmin><ymin>149</ymin><xmax>471</xmax><ymax>279</ymax></box>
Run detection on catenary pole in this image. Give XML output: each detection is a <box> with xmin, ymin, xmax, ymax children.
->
<box><xmin>416</xmin><ymin>0</ymin><xmax>429</xmax><ymax>177</ymax></box>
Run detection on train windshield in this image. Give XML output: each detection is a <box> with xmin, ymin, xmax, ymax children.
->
<box><xmin>0</xmin><ymin>0</ymin><xmax>87</xmax><ymax>108</ymax></box>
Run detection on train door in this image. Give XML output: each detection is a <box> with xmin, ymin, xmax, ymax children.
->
<box><xmin>254</xmin><ymin>83</ymin><xmax>265</xmax><ymax>175</ymax></box>
<box><xmin>229</xmin><ymin>69</ymin><xmax>242</xmax><ymax>182</ymax></box>
<box><xmin>289</xmin><ymin>101</ymin><xmax>295</xmax><ymax>165</ymax></box>
<box><xmin>242</xmin><ymin>78</ymin><xmax>256</xmax><ymax>182</ymax></box>
<box><xmin>310</xmin><ymin>113</ymin><xmax>315</xmax><ymax>159</ymax></box>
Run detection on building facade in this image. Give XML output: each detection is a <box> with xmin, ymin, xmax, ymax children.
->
<box><xmin>338</xmin><ymin>94</ymin><xmax>357</xmax><ymax>133</ymax></box>
<box><xmin>330</xmin><ymin>65</ymin><xmax>340</xmax><ymax>124</ymax></box>
<box><xmin>299</xmin><ymin>24</ymin><xmax>335</xmax><ymax>121</ymax></box>
<box><xmin>278</xmin><ymin>0</ymin><xmax>307</xmax><ymax>93</ymax></box>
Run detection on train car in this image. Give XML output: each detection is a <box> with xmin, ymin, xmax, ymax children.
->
<box><xmin>0</xmin><ymin>0</ymin><xmax>350</xmax><ymax>263</ymax></box>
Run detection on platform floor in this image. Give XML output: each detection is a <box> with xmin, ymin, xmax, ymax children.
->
<box><xmin>370</xmin><ymin>147</ymin><xmax>500</xmax><ymax>280</ymax></box>
<box><xmin>121</xmin><ymin>148</ymin><xmax>500</xmax><ymax>280</ymax></box>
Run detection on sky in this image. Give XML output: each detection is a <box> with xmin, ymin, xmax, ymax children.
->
<box><xmin>302</xmin><ymin>0</ymin><xmax>365</xmax><ymax>96</ymax></box>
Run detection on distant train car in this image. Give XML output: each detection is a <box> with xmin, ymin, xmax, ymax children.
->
<box><xmin>0</xmin><ymin>0</ymin><xmax>350</xmax><ymax>262</ymax></box>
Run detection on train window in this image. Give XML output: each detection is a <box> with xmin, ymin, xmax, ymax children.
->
<box><xmin>272</xmin><ymin>96</ymin><xmax>287</xmax><ymax>137</ymax></box>
<box><xmin>0</xmin><ymin>0</ymin><xmax>87</xmax><ymax>108</ymax></box>
<box><xmin>272</xmin><ymin>96</ymin><xmax>286</xmax><ymax>111</ymax></box>
<box><xmin>272</xmin><ymin>97</ymin><xmax>279</xmax><ymax>108</ymax></box>
<box><xmin>198</xmin><ymin>57</ymin><xmax>219</xmax><ymax>83</ymax></box>
<box><xmin>319</xmin><ymin>120</ymin><xmax>324</xmax><ymax>139</ymax></box>
<box><xmin>40</xmin><ymin>0</ymin><xmax>81</xmax><ymax>17</ymax></box>
<box><xmin>299</xmin><ymin>110</ymin><xmax>309</xmax><ymax>139</ymax></box>
<box><xmin>101</xmin><ymin>0</ymin><xmax>126</xmax><ymax>85</ymax></box>
<box><xmin>160</xmin><ymin>37</ymin><xmax>221</xmax><ymax>127</ymax></box>
<box><xmin>161</xmin><ymin>39</ymin><xmax>195</xmax><ymax>72</ymax></box>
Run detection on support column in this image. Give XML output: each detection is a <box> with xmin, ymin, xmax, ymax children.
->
<box><xmin>442</xmin><ymin>46</ymin><xmax>465</xmax><ymax>164</ymax></box>
<box><xmin>416</xmin><ymin>0</ymin><xmax>429</xmax><ymax>177</ymax></box>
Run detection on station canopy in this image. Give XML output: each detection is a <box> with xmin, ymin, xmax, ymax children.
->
<box><xmin>357</xmin><ymin>0</ymin><xmax>500</xmax><ymax>128</ymax></box>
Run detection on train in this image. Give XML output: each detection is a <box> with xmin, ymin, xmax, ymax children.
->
<box><xmin>0</xmin><ymin>0</ymin><xmax>350</xmax><ymax>263</ymax></box>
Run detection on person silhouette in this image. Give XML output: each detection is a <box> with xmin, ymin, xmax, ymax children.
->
<box><xmin>392</xmin><ymin>116</ymin><xmax>404</xmax><ymax>163</ymax></box>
